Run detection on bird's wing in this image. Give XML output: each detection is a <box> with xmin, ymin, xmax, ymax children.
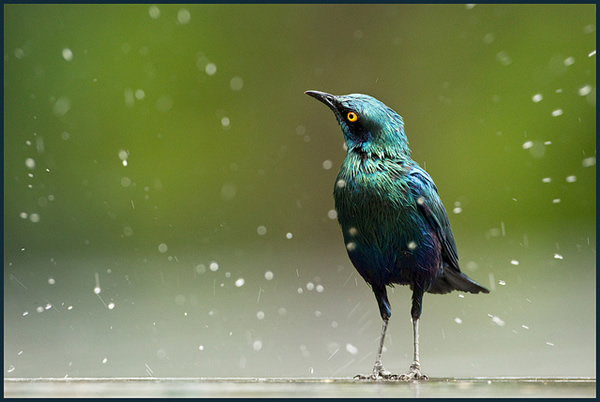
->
<box><xmin>406</xmin><ymin>165</ymin><xmax>460</xmax><ymax>272</ymax></box>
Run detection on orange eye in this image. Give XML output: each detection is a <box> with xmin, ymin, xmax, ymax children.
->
<box><xmin>347</xmin><ymin>112</ymin><xmax>358</xmax><ymax>122</ymax></box>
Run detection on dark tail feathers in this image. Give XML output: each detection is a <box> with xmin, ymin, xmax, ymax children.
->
<box><xmin>428</xmin><ymin>267</ymin><xmax>490</xmax><ymax>295</ymax></box>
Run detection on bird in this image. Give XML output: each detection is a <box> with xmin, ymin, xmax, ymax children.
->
<box><xmin>304</xmin><ymin>90</ymin><xmax>489</xmax><ymax>381</ymax></box>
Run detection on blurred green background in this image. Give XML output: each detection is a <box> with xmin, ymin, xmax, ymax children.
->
<box><xmin>4</xmin><ymin>4</ymin><xmax>595</xmax><ymax>379</ymax></box>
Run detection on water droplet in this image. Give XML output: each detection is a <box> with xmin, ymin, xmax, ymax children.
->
<box><xmin>322</xmin><ymin>160</ymin><xmax>333</xmax><ymax>170</ymax></box>
<box><xmin>256</xmin><ymin>311</ymin><xmax>265</xmax><ymax>320</ymax></box>
<box><xmin>156</xmin><ymin>95</ymin><xmax>173</xmax><ymax>113</ymax></box>
<box><xmin>551</xmin><ymin>109</ymin><xmax>563</xmax><ymax>117</ymax></box>
<box><xmin>62</xmin><ymin>48</ymin><xmax>73</xmax><ymax>61</ymax></box>
<box><xmin>498</xmin><ymin>280</ymin><xmax>506</xmax><ymax>286</ymax></box>
<box><xmin>48</xmin><ymin>278</ymin><xmax>55</xmax><ymax>285</ymax></box>
<box><xmin>532</xmin><ymin>94</ymin><xmax>543</xmax><ymax>103</ymax></box>
<box><xmin>252</xmin><ymin>340</ymin><xmax>262</xmax><ymax>351</ymax></box>
<box><xmin>552</xmin><ymin>198</ymin><xmax>561</xmax><ymax>204</ymax></box>
<box><xmin>554</xmin><ymin>253</ymin><xmax>563</xmax><ymax>260</ymax></box>
<box><xmin>542</xmin><ymin>177</ymin><xmax>551</xmax><ymax>183</ymax></box>
<box><xmin>546</xmin><ymin>341</ymin><xmax>555</xmax><ymax>347</ymax></box>
<box><xmin>407</xmin><ymin>241</ymin><xmax>417</xmax><ymax>250</ymax></box>
<box><xmin>578</xmin><ymin>85</ymin><xmax>592</xmax><ymax>96</ymax></box>
<box><xmin>565</xmin><ymin>175</ymin><xmax>577</xmax><ymax>183</ymax></box>
<box><xmin>177</xmin><ymin>8</ymin><xmax>191</xmax><ymax>24</ymax></box>
<box><xmin>563</xmin><ymin>57</ymin><xmax>575</xmax><ymax>66</ymax></box>
<box><xmin>495</xmin><ymin>50</ymin><xmax>512</xmax><ymax>66</ymax></box>
<box><xmin>488</xmin><ymin>314</ymin><xmax>505</xmax><ymax>326</ymax></box>
<box><xmin>199</xmin><ymin>345</ymin><xmax>204</xmax><ymax>351</ymax></box>
<box><xmin>29</xmin><ymin>213</ymin><xmax>40</xmax><ymax>223</ymax></box>
<box><xmin>257</xmin><ymin>225</ymin><xmax>267</xmax><ymax>235</ymax></box>
<box><xmin>205</xmin><ymin>63</ymin><xmax>217</xmax><ymax>76</ymax></box>
<box><xmin>121</xmin><ymin>177</ymin><xmax>131</xmax><ymax>187</ymax></box>
<box><xmin>316</xmin><ymin>285</ymin><xmax>324</xmax><ymax>293</ymax></box>
<box><xmin>148</xmin><ymin>5</ymin><xmax>160</xmax><ymax>19</ymax></box>
<box><xmin>220</xmin><ymin>183</ymin><xmax>237</xmax><ymax>201</ymax></box>
<box><xmin>25</xmin><ymin>158</ymin><xmax>35</xmax><ymax>169</ymax></box>
<box><xmin>235</xmin><ymin>278</ymin><xmax>245</xmax><ymax>287</ymax></box>
<box><xmin>264</xmin><ymin>271</ymin><xmax>274</xmax><ymax>280</ymax></box>
<box><xmin>53</xmin><ymin>97</ymin><xmax>71</xmax><ymax>117</ymax></box>
<box><xmin>346</xmin><ymin>242</ymin><xmax>356</xmax><ymax>251</ymax></box>
<box><xmin>336</xmin><ymin>179</ymin><xmax>346</xmax><ymax>188</ymax></box>
<box><xmin>108</xmin><ymin>303</ymin><xmax>115</xmax><ymax>310</ymax></box>
<box><xmin>327</xmin><ymin>209</ymin><xmax>337</xmax><ymax>220</ymax></box>
<box><xmin>230</xmin><ymin>76</ymin><xmax>243</xmax><ymax>91</ymax></box>
<box><xmin>582</xmin><ymin>157</ymin><xmax>596</xmax><ymax>167</ymax></box>
<box><xmin>158</xmin><ymin>243</ymin><xmax>168</xmax><ymax>253</ymax></box>
<box><xmin>455</xmin><ymin>317</ymin><xmax>463</xmax><ymax>324</ymax></box>
<box><xmin>209</xmin><ymin>262</ymin><xmax>219</xmax><ymax>272</ymax></box>
<box><xmin>286</xmin><ymin>232</ymin><xmax>293</xmax><ymax>239</ymax></box>
<box><xmin>510</xmin><ymin>260</ymin><xmax>519</xmax><ymax>266</ymax></box>
<box><xmin>346</xmin><ymin>344</ymin><xmax>359</xmax><ymax>355</ymax></box>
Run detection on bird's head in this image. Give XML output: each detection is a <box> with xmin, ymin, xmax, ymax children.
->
<box><xmin>305</xmin><ymin>90</ymin><xmax>410</xmax><ymax>158</ymax></box>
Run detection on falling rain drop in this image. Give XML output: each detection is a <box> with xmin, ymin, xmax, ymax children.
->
<box><xmin>235</xmin><ymin>278</ymin><xmax>245</xmax><ymax>287</ymax></box>
<box><xmin>205</xmin><ymin>63</ymin><xmax>217</xmax><ymax>76</ymax></box>
<box><xmin>264</xmin><ymin>271</ymin><xmax>274</xmax><ymax>280</ymax></box>
<box><xmin>177</xmin><ymin>8</ymin><xmax>191</xmax><ymax>24</ymax></box>
<box><xmin>582</xmin><ymin>157</ymin><xmax>596</xmax><ymax>167</ymax></box>
<box><xmin>158</xmin><ymin>243</ymin><xmax>168</xmax><ymax>253</ymax></box>
<box><xmin>346</xmin><ymin>344</ymin><xmax>359</xmax><ymax>355</ymax></box>
<box><xmin>62</xmin><ymin>48</ymin><xmax>73</xmax><ymax>61</ymax></box>
<box><xmin>230</xmin><ymin>76</ymin><xmax>243</xmax><ymax>91</ymax></box>
<box><xmin>148</xmin><ymin>5</ymin><xmax>160</xmax><ymax>19</ymax></box>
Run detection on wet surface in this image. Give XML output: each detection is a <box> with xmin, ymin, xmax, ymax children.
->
<box><xmin>4</xmin><ymin>377</ymin><xmax>596</xmax><ymax>398</ymax></box>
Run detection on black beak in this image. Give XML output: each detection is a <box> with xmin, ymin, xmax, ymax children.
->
<box><xmin>304</xmin><ymin>90</ymin><xmax>336</xmax><ymax>111</ymax></box>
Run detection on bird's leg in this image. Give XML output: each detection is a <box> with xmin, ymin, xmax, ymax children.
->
<box><xmin>354</xmin><ymin>318</ymin><xmax>398</xmax><ymax>380</ymax></box>
<box><xmin>400</xmin><ymin>289</ymin><xmax>428</xmax><ymax>381</ymax></box>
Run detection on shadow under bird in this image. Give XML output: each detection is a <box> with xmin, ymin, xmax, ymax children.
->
<box><xmin>305</xmin><ymin>90</ymin><xmax>489</xmax><ymax>380</ymax></box>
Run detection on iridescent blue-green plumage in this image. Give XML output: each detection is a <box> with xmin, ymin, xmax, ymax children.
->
<box><xmin>305</xmin><ymin>90</ymin><xmax>488</xmax><ymax>380</ymax></box>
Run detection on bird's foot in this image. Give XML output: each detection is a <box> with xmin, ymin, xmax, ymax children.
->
<box><xmin>399</xmin><ymin>363</ymin><xmax>429</xmax><ymax>381</ymax></box>
<box><xmin>353</xmin><ymin>363</ymin><xmax>400</xmax><ymax>381</ymax></box>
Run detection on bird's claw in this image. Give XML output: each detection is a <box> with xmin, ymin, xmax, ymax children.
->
<box><xmin>399</xmin><ymin>363</ymin><xmax>429</xmax><ymax>381</ymax></box>
<box><xmin>353</xmin><ymin>366</ymin><xmax>400</xmax><ymax>381</ymax></box>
